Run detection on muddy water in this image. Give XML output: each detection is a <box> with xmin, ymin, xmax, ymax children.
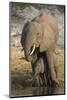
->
<box><xmin>11</xmin><ymin>86</ymin><xmax>64</xmax><ymax>97</ymax></box>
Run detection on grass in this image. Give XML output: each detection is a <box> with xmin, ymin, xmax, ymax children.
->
<box><xmin>11</xmin><ymin>47</ymin><xmax>32</xmax><ymax>73</ymax></box>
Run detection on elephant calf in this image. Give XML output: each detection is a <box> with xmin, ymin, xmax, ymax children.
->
<box><xmin>32</xmin><ymin>57</ymin><xmax>47</xmax><ymax>86</ymax></box>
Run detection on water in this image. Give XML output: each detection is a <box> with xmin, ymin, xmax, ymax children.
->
<box><xmin>11</xmin><ymin>86</ymin><xmax>64</xmax><ymax>97</ymax></box>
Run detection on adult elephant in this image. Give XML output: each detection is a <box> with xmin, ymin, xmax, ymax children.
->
<box><xmin>21</xmin><ymin>13</ymin><xmax>59</xmax><ymax>86</ymax></box>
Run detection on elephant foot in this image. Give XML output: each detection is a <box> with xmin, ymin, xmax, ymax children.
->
<box><xmin>32</xmin><ymin>81</ymin><xmax>35</xmax><ymax>87</ymax></box>
<box><xmin>32</xmin><ymin>81</ymin><xmax>41</xmax><ymax>87</ymax></box>
<box><xmin>51</xmin><ymin>80</ymin><xmax>59</xmax><ymax>87</ymax></box>
<box><xmin>32</xmin><ymin>77</ymin><xmax>41</xmax><ymax>87</ymax></box>
<box><xmin>32</xmin><ymin>77</ymin><xmax>45</xmax><ymax>87</ymax></box>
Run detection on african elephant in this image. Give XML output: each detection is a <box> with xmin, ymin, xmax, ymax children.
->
<box><xmin>21</xmin><ymin>13</ymin><xmax>59</xmax><ymax>86</ymax></box>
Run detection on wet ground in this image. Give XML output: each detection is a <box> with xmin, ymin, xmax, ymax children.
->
<box><xmin>11</xmin><ymin>85</ymin><xmax>64</xmax><ymax>97</ymax></box>
<box><xmin>10</xmin><ymin>70</ymin><xmax>64</xmax><ymax>97</ymax></box>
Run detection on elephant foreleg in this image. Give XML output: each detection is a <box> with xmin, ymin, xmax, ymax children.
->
<box><xmin>39</xmin><ymin>73</ymin><xmax>47</xmax><ymax>86</ymax></box>
<box><xmin>32</xmin><ymin>73</ymin><xmax>41</xmax><ymax>86</ymax></box>
<box><xmin>46</xmin><ymin>51</ymin><xmax>59</xmax><ymax>86</ymax></box>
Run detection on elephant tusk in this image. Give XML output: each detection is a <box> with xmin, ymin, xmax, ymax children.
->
<box><xmin>30</xmin><ymin>44</ymin><xmax>36</xmax><ymax>56</ymax></box>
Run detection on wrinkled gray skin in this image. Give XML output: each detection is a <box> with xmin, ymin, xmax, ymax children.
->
<box><xmin>21</xmin><ymin>13</ymin><xmax>59</xmax><ymax>86</ymax></box>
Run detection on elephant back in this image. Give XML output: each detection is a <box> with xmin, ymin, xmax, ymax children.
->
<box><xmin>33</xmin><ymin>13</ymin><xmax>58</xmax><ymax>34</ymax></box>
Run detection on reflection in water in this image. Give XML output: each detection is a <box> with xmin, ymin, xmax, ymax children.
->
<box><xmin>29</xmin><ymin>86</ymin><xmax>64</xmax><ymax>96</ymax></box>
<box><xmin>11</xmin><ymin>86</ymin><xmax>64</xmax><ymax>97</ymax></box>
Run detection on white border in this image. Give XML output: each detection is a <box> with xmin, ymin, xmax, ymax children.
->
<box><xmin>0</xmin><ymin>0</ymin><xmax>67</xmax><ymax>100</ymax></box>
<box><xmin>9</xmin><ymin>0</ymin><xmax>66</xmax><ymax>5</ymax></box>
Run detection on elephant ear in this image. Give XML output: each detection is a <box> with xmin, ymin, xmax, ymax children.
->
<box><xmin>21</xmin><ymin>21</ymin><xmax>30</xmax><ymax>47</ymax></box>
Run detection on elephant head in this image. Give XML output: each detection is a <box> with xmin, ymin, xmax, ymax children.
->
<box><xmin>21</xmin><ymin>21</ymin><xmax>43</xmax><ymax>61</ymax></box>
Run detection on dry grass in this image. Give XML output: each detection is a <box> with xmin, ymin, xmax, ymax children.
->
<box><xmin>11</xmin><ymin>47</ymin><xmax>32</xmax><ymax>73</ymax></box>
